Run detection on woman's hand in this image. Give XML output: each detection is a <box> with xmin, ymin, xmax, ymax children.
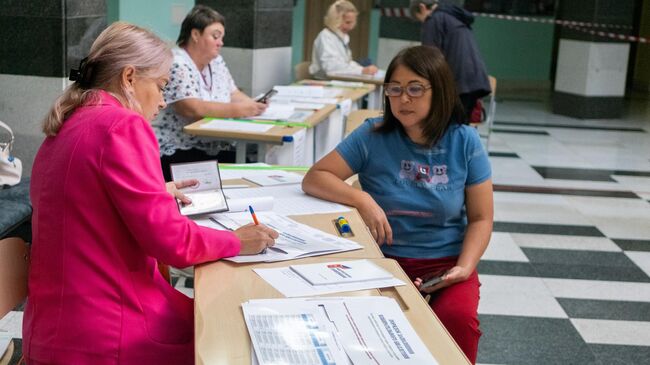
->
<box><xmin>234</xmin><ymin>100</ymin><xmax>268</xmax><ymax>117</ymax></box>
<box><xmin>362</xmin><ymin>65</ymin><xmax>378</xmax><ymax>75</ymax></box>
<box><xmin>165</xmin><ymin>179</ymin><xmax>199</xmax><ymax>205</ymax></box>
<box><xmin>234</xmin><ymin>223</ymin><xmax>279</xmax><ymax>255</ymax></box>
<box><xmin>356</xmin><ymin>192</ymin><xmax>393</xmax><ymax>245</ymax></box>
<box><xmin>413</xmin><ymin>265</ymin><xmax>472</xmax><ymax>294</ymax></box>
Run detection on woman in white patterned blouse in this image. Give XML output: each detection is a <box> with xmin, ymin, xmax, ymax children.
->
<box><xmin>154</xmin><ymin>5</ymin><xmax>267</xmax><ymax>181</ymax></box>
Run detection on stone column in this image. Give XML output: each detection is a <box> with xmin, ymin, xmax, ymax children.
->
<box><xmin>0</xmin><ymin>0</ymin><xmax>106</xmax><ymax>175</ymax></box>
<box><xmin>552</xmin><ymin>0</ymin><xmax>635</xmax><ymax>119</ymax></box>
<box><xmin>197</xmin><ymin>0</ymin><xmax>293</xmax><ymax>97</ymax></box>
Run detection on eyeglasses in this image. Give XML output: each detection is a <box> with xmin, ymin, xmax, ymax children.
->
<box><xmin>384</xmin><ymin>82</ymin><xmax>432</xmax><ymax>98</ymax></box>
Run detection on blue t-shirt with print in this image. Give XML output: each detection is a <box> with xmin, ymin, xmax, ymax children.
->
<box><xmin>336</xmin><ymin>118</ymin><xmax>491</xmax><ymax>259</ymax></box>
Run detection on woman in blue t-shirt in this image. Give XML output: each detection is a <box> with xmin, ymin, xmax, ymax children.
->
<box><xmin>302</xmin><ymin>45</ymin><xmax>493</xmax><ymax>364</ymax></box>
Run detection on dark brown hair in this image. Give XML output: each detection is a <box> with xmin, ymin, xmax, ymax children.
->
<box><xmin>376</xmin><ymin>45</ymin><xmax>463</xmax><ymax>147</ymax></box>
<box><xmin>177</xmin><ymin>5</ymin><xmax>225</xmax><ymax>47</ymax></box>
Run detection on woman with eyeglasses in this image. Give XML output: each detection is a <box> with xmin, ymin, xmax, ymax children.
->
<box><xmin>302</xmin><ymin>45</ymin><xmax>493</xmax><ymax>364</ymax></box>
<box><xmin>26</xmin><ymin>22</ymin><xmax>277</xmax><ymax>364</ymax></box>
<box><xmin>153</xmin><ymin>5</ymin><xmax>267</xmax><ymax>181</ymax></box>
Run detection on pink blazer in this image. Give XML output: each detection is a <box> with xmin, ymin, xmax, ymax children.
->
<box><xmin>24</xmin><ymin>91</ymin><xmax>240</xmax><ymax>364</ymax></box>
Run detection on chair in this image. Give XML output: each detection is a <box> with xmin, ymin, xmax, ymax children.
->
<box><xmin>345</xmin><ymin>109</ymin><xmax>382</xmax><ymax>137</ymax></box>
<box><xmin>294</xmin><ymin>61</ymin><xmax>311</xmax><ymax>81</ymax></box>
<box><xmin>0</xmin><ymin>237</ymin><xmax>29</xmax><ymax>365</ymax></box>
<box><xmin>472</xmin><ymin>76</ymin><xmax>497</xmax><ymax>151</ymax></box>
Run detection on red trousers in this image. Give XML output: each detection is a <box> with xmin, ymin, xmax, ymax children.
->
<box><xmin>387</xmin><ymin>255</ymin><xmax>481</xmax><ymax>364</ymax></box>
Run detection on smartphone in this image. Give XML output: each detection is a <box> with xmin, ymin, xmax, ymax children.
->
<box><xmin>255</xmin><ymin>89</ymin><xmax>277</xmax><ymax>104</ymax></box>
<box><xmin>420</xmin><ymin>275</ymin><xmax>444</xmax><ymax>290</ymax></box>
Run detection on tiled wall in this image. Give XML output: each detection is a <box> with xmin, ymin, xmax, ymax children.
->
<box><xmin>197</xmin><ymin>0</ymin><xmax>293</xmax><ymax>96</ymax></box>
<box><xmin>0</xmin><ymin>0</ymin><xmax>107</xmax><ymax>176</ymax></box>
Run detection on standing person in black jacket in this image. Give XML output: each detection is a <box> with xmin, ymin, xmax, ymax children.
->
<box><xmin>410</xmin><ymin>0</ymin><xmax>491</xmax><ymax>124</ymax></box>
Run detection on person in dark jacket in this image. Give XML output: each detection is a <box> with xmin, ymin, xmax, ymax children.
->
<box><xmin>410</xmin><ymin>0</ymin><xmax>491</xmax><ymax>123</ymax></box>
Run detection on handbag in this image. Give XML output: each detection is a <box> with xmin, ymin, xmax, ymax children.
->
<box><xmin>0</xmin><ymin>120</ymin><xmax>22</xmax><ymax>187</ymax></box>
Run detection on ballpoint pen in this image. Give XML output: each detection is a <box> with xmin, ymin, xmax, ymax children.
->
<box><xmin>248</xmin><ymin>205</ymin><xmax>260</xmax><ymax>225</ymax></box>
<box><xmin>249</xmin><ymin>205</ymin><xmax>266</xmax><ymax>254</ymax></box>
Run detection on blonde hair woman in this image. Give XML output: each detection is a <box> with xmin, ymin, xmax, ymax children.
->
<box><xmin>25</xmin><ymin>22</ymin><xmax>277</xmax><ymax>364</ymax></box>
<box><xmin>309</xmin><ymin>0</ymin><xmax>378</xmax><ymax>79</ymax></box>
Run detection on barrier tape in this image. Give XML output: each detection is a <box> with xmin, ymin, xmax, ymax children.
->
<box><xmin>565</xmin><ymin>25</ymin><xmax>648</xmax><ymax>43</ymax></box>
<box><xmin>379</xmin><ymin>7</ymin><xmax>646</xmax><ymax>43</ymax></box>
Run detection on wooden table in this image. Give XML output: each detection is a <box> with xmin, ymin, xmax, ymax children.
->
<box><xmin>194</xmin><ymin>257</ymin><xmax>470</xmax><ymax>365</ymax></box>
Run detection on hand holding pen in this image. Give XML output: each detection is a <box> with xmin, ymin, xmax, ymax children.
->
<box><xmin>232</xmin><ymin>206</ymin><xmax>279</xmax><ymax>255</ymax></box>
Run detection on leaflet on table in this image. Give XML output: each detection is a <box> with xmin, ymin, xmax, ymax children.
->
<box><xmin>329</xmin><ymin>69</ymin><xmax>386</xmax><ymax>81</ymax></box>
<box><xmin>253</xmin><ymin>264</ymin><xmax>405</xmax><ymax>297</ymax></box>
<box><xmin>272</xmin><ymin>95</ymin><xmax>339</xmax><ymax>105</ymax></box>
<box><xmin>223</xmin><ymin>185</ymin><xmax>351</xmax><ymax>216</ymax></box>
<box><xmin>273</xmin><ymin>85</ymin><xmax>342</xmax><ymax>98</ymax></box>
<box><xmin>169</xmin><ymin>160</ymin><xmax>228</xmax><ymax>215</ymax></box>
<box><xmin>199</xmin><ymin>119</ymin><xmax>273</xmax><ymax>132</ymax></box>
<box><xmin>211</xmin><ymin>212</ymin><xmax>362</xmax><ymax>263</ymax></box>
<box><xmin>242</xmin><ymin>103</ymin><xmax>295</xmax><ymax>121</ymax></box>
<box><xmin>289</xmin><ymin>259</ymin><xmax>394</xmax><ymax>285</ymax></box>
<box><xmin>242</xmin><ymin>170</ymin><xmax>303</xmax><ymax>186</ymax></box>
<box><xmin>243</xmin><ymin>297</ymin><xmax>438</xmax><ymax>365</ymax></box>
<box><xmin>243</xmin><ymin>299</ymin><xmax>351</xmax><ymax>365</ymax></box>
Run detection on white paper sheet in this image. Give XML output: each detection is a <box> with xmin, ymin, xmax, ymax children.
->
<box><xmin>243</xmin><ymin>103</ymin><xmax>295</xmax><ymax>121</ymax></box>
<box><xmin>0</xmin><ymin>311</ymin><xmax>22</xmax><ymax>339</ymax></box>
<box><xmin>243</xmin><ymin>297</ymin><xmax>437</xmax><ymax>365</ymax></box>
<box><xmin>243</xmin><ymin>170</ymin><xmax>303</xmax><ymax>186</ymax></box>
<box><xmin>0</xmin><ymin>331</ymin><xmax>10</xmax><ymax>359</ymax></box>
<box><xmin>226</xmin><ymin>196</ymin><xmax>274</xmax><ymax>212</ymax></box>
<box><xmin>199</xmin><ymin>119</ymin><xmax>273</xmax><ymax>132</ymax></box>
<box><xmin>253</xmin><ymin>265</ymin><xmax>405</xmax><ymax>297</ymax></box>
<box><xmin>212</xmin><ymin>212</ymin><xmax>361</xmax><ymax>263</ymax></box>
<box><xmin>243</xmin><ymin>300</ymin><xmax>351</xmax><ymax>365</ymax></box>
<box><xmin>271</xmin><ymin>95</ymin><xmax>340</xmax><ymax>105</ymax></box>
<box><xmin>274</xmin><ymin>85</ymin><xmax>326</xmax><ymax>98</ymax></box>
<box><xmin>223</xmin><ymin>185</ymin><xmax>351</xmax><ymax>216</ymax></box>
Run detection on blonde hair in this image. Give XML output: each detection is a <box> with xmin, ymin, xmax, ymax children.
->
<box><xmin>324</xmin><ymin>0</ymin><xmax>358</xmax><ymax>30</ymax></box>
<box><xmin>42</xmin><ymin>22</ymin><xmax>172</xmax><ymax>136</ymax></box>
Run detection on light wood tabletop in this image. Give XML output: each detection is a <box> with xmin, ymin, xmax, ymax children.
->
<box><xmin>194</xmin><ymin>257</ymin><xmax>470</xmax><ymax>365</ymax></box>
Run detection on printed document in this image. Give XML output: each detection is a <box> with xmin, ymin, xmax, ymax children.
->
<box><xmin>289</xmin><ymin>259</ymin><xmax>393</xmax><ymax>285</ymax></box>
<box><xmin>223</xmin><ymin>185</ymin><xmax>351</xmax><ymax>216</ymax></box>
<box><xmin>210</xmin><ymin>212</ymin><xmax>361</xmax><ymax>263</ymax></box>
<box><xmin>243</xmin><ymin>300</ymin><xmax>351</xmax><ymax>365</ymax></box>
<box><xmin>243</xmin><ymin>297</ymin><xmax>437</xmax><ymax>365</ymax></box>
<box><xmin>243</xmin><ymin>170</ymin><xmax>303</xmax><ymax>186</ymax></box>
<box><xmin>243</xmin><ymin>103</ymin><xmax>295</xmax><ymax>121</ymax></box>
<box><xmin>253</xmin><ymin>264</ymin><xmax>405</xmax><ymax>297</ymax></box>
<box><xmin>199</xmin><ymin>119</ymin><xmax>273</xmax><ymax>132</ymax></box>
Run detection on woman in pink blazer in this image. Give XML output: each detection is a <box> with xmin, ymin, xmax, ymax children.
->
<box><xmin>23</xmin><ymin>22</ymin><xmax>278</xmax><ymax>365</ymax></box>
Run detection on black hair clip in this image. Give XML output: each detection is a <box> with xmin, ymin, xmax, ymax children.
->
<box><xmin>69</xmin><ymin>57</ymin><xmax>91</xmax><ymax>87</ymax></box>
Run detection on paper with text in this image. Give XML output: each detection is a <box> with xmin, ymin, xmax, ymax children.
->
<box><xmin>253</xmin><ymin>265</ymin><xmax>404</xmax><ymax>297</ymax></box>
<box><xmin>199</xmin><ymin>119</ymin><xmax>273</xmax><ymax>132</ymax></box>
<box><xmin>211</xmin><ymin>212</ymin><xmax>361</xmax><ymax>263</ymax></box>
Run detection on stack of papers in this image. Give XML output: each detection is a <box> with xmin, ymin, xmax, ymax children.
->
<box><xmin>243</xmin><ymin>103</ymin><xmax>295</xmax><ymax>121</ymax></box>
<box><xmin>242</xmin><ymin>170</ymin><xmax>303</xmax><ymax>186</ymax></box>
<box><xmin>222</xmin><ymin>185</ymin><xmax>351</xmax><ymax>216</ymax></box>
<box><xmin>254</xmin><ymin>259</ymin><xmax>405</xmax><ymax>297</ymax></box>
<box><xmin>243</xmin><ymin>297</ymin><xmax>438</xmax><ymax>365</ymax></box>
<box><xmin>210</xmin><ymin>212</ymin><xmax>361</xmax><ymax>263</ymax></box>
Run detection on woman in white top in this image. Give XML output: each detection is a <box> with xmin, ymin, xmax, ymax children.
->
<box><xmin>154</xmin><ymin>5</ymin><xmax>267</xmax><ymax>181</ymax></box>
<box><xmin>309</xmin><ymin>0</ymin><xmax>378</xmax><ymax>79</ymax></box>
